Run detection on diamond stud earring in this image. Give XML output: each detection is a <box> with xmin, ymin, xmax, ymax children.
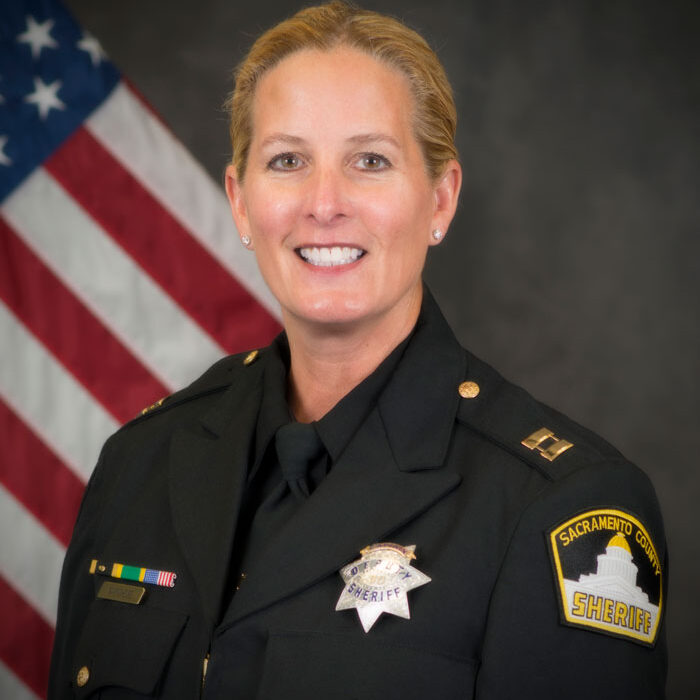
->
<box><xmin>241</xmin><ymin>235</ymin><xmax>251</xmax><ymax>247</ymax></box>
<box><xmin>431</xmin><ymin>229</ymin><xmax>443</xmax><ymax>241</ymax></box>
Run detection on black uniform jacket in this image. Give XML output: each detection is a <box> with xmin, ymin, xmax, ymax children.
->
<box><xmin>49</xmin><ymin>291</ymin><xmax>667</xmax><ymax>699</ymax></box>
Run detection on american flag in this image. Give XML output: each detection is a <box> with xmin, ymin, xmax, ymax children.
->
<box><xmin>0</xmin><ymin>1</ymin><xmax>281</xmax><ymax>696</ymax></box>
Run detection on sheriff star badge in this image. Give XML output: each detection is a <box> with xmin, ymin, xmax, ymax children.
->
<box><xmin>335</xmin><ymin>543</ymin><xmax>431</xmax><ymax>632</ymax></box>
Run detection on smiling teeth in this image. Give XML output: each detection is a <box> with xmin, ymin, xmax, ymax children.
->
<box><xmin>298</xmin><ymin>246</ymin><xmax>364</xmax><ymax>267</ymax></box>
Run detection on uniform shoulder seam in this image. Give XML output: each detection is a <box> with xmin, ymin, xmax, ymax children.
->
<box><xmin>455</xmin><ymin>348</ymin><xmax>624</xmax><ymax>480</ymax></box>
<box><xmin>117</xmin><ymin>349</ymin><xmax>264</xmax><ymax>432</ymax></box>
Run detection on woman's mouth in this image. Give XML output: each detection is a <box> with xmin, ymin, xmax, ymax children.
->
<box><xmin>296</xmin><ymin>246</ymin><xmax>365</xmax><ymax>267</ymax></box>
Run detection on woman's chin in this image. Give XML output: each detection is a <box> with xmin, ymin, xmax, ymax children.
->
<box><xmin>278</xmin><ymin>282</ymin><xmax>422</xmax><ymax>335</ymax></box>
<box><xmin>283</xmin><ymin>295</ymin><xmax>375</xmax><ymax>330</ymax></box>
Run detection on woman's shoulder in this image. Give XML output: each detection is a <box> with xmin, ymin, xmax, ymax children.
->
<box><xmin>83</xmin><ymin>347</ymin><xmax>274</xmax><ymax>476</ymax></box>
<box><xmin>454</xmin><ymin>347</ymin><xmax>666</xmax><ymax>653</ymax></box>
<box><xmin>116</xmin><ymin>347</ymin><xmax>269</xmax><ymax>434</ymax></box>
<box><xmin>455</xmin><ymin>346</ymin><xmax>637</xmax><ymax>483</ymax></box>
<box><xmin>76</xmin><ymin>347</ymin><xmax>270</xmax><ymax>520</ymax></box>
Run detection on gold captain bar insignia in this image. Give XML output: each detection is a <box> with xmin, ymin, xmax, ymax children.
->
<box><xmin>521</xmin><ymin>427</ymin><xmax>573</xmax><ymax>461</ymax></box>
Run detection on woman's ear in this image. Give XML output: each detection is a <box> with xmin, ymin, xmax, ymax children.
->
<box><xmin>429</xmin><ymin>159</ymin><xmax>462</xmax><ymax>245</ymax></box>
<box><xmin>225</xmin><ymin>164</ymin><xmax>253</xmax><ymax>248</ymax></box>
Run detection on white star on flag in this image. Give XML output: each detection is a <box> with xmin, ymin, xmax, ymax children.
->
<box><xmin>77</xmin><ymin>32</ymin><xmax>106</xmax><ymax>66</ymax></box>
<box><xmin>24</xmin><ymin>76</ymin><xmax>66</xmax><ymax>120</ymax></box>
<box><xmin>17</xmin><ymin>15</ymin><xmax>59</xmax><ymax>60</ymax></box>
<box><xmin>0</xmin><ymin>135</ymin><xmax>11</xmax><ymax>166</ymax></box>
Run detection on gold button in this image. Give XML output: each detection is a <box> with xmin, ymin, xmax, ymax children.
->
<box><xmin>76</xmin><ymin>666</ymin><xmax>90</xmax><ymax>687</ymax></box>
<box><xmin>243</xmin><ymin>350</ymin><xmax>259</xmax><ymax>366</ymax></box>
<box><xmin>458</xmin><ymin>381</ymin><xmax>480</xmax><ymax>399</ymax></box>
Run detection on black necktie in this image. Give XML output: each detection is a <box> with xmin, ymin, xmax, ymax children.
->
<box><xmin>274</xmin><ymin>422</ymin><xmax>325</xmax><ymax>501</ymax></box>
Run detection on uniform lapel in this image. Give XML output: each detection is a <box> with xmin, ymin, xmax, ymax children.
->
<box><xmin>222</xmin><ymin>288</ymin><xmax>467</xmax><ymax>627</ymax></box>
<box><xmin>222</xmin><ymin>410</ymin><xmax>461</xmax><ymax>628</ymax></box>
<box><xmin>168</xmin><ymin>360</ymin><xmax>263</xmax><ymax>625</ymax></box>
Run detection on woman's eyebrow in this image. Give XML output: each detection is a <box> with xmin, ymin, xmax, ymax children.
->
<box><xmin>259</xmin><ymin>133</ymin><xmax>306</xmax><ymax>149</ymax></box>
<box><xmin>346</xmin><ymin>133</ymin><xmax>401</xmax><ymax>149</ymax></box>
<box><xmin>260</xmin><ymin>133</ymin><xmax>401</xmax><ymax>149</ymax></box>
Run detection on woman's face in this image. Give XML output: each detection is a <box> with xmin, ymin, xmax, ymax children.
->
<box><xmin>226</xmin><ymin>46</ymin><xmax>460</xmax><ymax>332</ymax></box>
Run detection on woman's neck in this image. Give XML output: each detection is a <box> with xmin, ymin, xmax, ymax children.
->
<box><xmin>284</xmin><ymin>291</ymin><xmax>421</xmax><ymax>423</ymax></box>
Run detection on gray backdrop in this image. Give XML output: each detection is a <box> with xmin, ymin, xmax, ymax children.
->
<box><xmin>65</xmin><ymin>0</ymin><xmax>700</xmax><ymax>696</ymax></box>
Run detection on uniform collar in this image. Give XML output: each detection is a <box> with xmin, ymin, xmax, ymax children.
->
<box><xmin>251</xmin><ymin>285</ymin><xmax>465</xmax><ymax>476</ymax></box>
<box><xmin>378</xmin><ymin>286</ymin><xmax>467</xmax><ymax>472</ymax></box>
<box><xmin>253</xmin><ymin>317</ymin><xmax>414</xmax><ymax>469</ymax></box>
<box><xmin>251</xmin><ymin>335</ymin><xmax>293</xmax><ymax>478</ymax></box>
<box><xmin>315</xmin><ymin>332</ymin><xmax>411</xmax><ymax>463</ymax></box>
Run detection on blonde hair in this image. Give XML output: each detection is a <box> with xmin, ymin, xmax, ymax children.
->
<box><xmin>227</xmin><ymin>1</ymin><xmax>457</xmax><ymax>182</ymax></box>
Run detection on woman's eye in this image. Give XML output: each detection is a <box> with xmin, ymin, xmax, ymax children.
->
<box><xmin>357</xmin><ymin>153</ymin><xmax>391</xmax><ymax>170</ymax></box>
<box><xmin>268</xmin><ymin>153</ymin><xmax>302</xmax><ymax>170</ymax></box>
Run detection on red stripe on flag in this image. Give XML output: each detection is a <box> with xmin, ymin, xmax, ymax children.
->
<box><xmin>0</xmin><ymin>574</ymin><xmax>54</xmax><ymax>699</ymax></box>
<box><xmin>0</xmin><ymin>217</ymin><xmax>169</xmax><ymax>423</ymax></box>
<box><xmin>0</xmin><ymin>398</ymin><xmax>84</xmax><ymax>546</ymax></box>
<box><xmin>45</xmin><ymin>128</ymin><xmax>281</xmax><ymax>354</ymax></box>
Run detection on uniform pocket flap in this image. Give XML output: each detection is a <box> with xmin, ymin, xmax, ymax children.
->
<box><xmin>257</xmin><ymin>630</ymin><xmax>477</xmax><ymax>699</ymax></box>
<box><xmin>72</xmin><ymin>598</ymin><xmax>187</xmax><ymax>697</ymax></box>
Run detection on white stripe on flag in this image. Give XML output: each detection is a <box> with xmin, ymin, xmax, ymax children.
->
<box><xmin>0</xmin><ymin>484</ymin><xmax>65</xmax><ymax>626</ymax></box>
<box><xmin>86</xmin><ymin>83</ymin><xmax>281</xmax><ymax>319</ymax></box>
<box><xmin>0</xmin><ymin>663</ymin><xmax>41</xmax><ymax>700</ymax></box>
<box><xmin>1</xmin><ymin>168</ymin><xmax>226</xmax><ymax>389</ymax></box>
<box><xmin>0</xmin><ymin>300</ymin><xmax>119</xmax><ymax>481</ymax></box>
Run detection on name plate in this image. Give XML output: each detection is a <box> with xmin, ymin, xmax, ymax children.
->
<box><xmin>97</xmin><ymin>580</ymin><xmax>146</xmax><ymax>605</ymax></box>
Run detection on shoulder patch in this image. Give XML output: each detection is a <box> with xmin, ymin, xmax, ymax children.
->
<box><xmin>547</xmin><ymin>508</ymin><xmax>663</xmax><ymax>647</ymax></box>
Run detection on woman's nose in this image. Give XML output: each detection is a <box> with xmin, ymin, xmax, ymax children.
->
<box><xmin>304</xmin><ymin>164</ymin><xmax>349</xmax><ymax>226</ymax></box>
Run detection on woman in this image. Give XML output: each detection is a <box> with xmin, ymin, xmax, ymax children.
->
<box><xmin>49</xmin><ymin>2</ymin><xmax>667</xmax><ymax>698</ymax></box>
